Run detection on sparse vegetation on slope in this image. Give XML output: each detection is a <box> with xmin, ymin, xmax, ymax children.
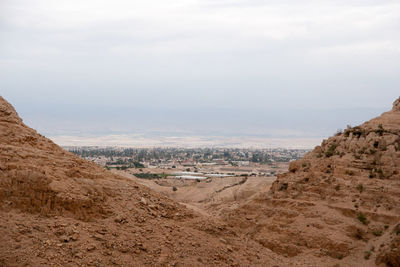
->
<box><xmin>223</xmin><ymin>97</ymin><xmax>400</xmax><ymax>266</ymax></box>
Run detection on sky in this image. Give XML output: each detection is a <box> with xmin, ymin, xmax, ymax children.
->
<box><xmin>1</xmin><ymin>0</ymin><xmax>400</xmax><ymax>145</ymax></box>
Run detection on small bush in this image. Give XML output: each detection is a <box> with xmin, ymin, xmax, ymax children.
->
<box><xmin>279</xmin><ymin>183</ymin><xmax>288</xmax><ymax>191</ymax></box>
<box><xmin>354</xmin><ymin>228</ymin><xmax>364</xmax><ymax>240</ymax></box>
<box><xmin>133</xmin><ymin>161</ymin><xmax>145</xmax><ymax>168</ymax></box>
<box><xmin>325</xmin><ymin>144</ymin><xmax>337</xmax><ymax>158</ymax></box>
<box><xmin>357</xmin><ymin>184</ymin><xmax>364</xmax><ymax>193</ymax></box>
<box><xmin>335</xmin><ymin>129</ymin><xmax>343</xmax><ymax>136</ymax></box>
<box><xmin>358</xmin><ymin>212</ymin><xmax>368</xmax><ymax>225</ymax></box>
<box><xmin>373</xmin><ymin>230</ymin><xmax>382</xmax><ymax>236</ymax></box>
<box><xmin>352</xmin><ymin>127</ymin><xmax>365</xmax><ymax>138</ymax></box>
<box><xmin>364</xmin><ymin>251</ymin><xmax>372</xmax><ymax>260</ymax></box>
<box><xmin>394</xmin><ymin>224</ymin><xmax>400</xmax><ymax>235</ymax></box>
<box><xmin>369</xmin><ymin>171</ymin><xmax>375</xmax><ymax>179</ymax></box>
<box><xmin>375</xmin><ymin>124</ymin><xmax>384</xmax><ymax>136</ymax></box>
<box><xmin>172</xmin><ymin>186</ymin><xmax>177</xmax><ymax>191</ymax></box>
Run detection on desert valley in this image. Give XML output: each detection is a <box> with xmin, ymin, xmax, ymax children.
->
<box><xmin>1</xmin><ymin>95</ymin><xmax>400</xmax><ymax>266</ymax></box>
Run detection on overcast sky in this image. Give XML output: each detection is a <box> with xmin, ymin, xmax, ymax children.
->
<box><xmin>1</xmin><ymin>0</ymin><xmax>399</xmax><ymax>140</ymax></box>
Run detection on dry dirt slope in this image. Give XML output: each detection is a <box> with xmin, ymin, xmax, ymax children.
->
<box><xmin>2</xmin><ymin>94</ymin><xmax>399</xmax><ymax>267</ymax></box>
<box><xmin>224</xmin><ymin>98</ymin><xmax>400</xmax><ymax>266</ymax></box>
<box><xmin>0</xmin><ymin>96</ymin><xmax>288</xmax><ymax>266</ymax></box>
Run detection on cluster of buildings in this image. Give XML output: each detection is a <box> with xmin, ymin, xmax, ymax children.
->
<box><xmin>67</xmin><ymin>147</ymin><xmax>309</xmax><ymax>170</ymax></box>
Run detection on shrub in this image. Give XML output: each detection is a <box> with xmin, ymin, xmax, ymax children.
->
<box><xmin>279</xmin><ymin>183</ymin><xmax>288</xmax><ymax>191</ymax></box>
<box><xmin>377</xmin><ymin>168</ymin><xmax>384</xmax><ymax>178</ymax></box>
<box><xmin>375</xmin><ymin>124</ymin><xmax>384</xmax><ymax>136</ymax></box>
<box><xmin>352</xmin><ymin>127</ymin><xmax>365</xmax><ymax>138</ymax></box>
<box><xmin>135</xmin><ymin>173</ymin><xmax>160</xmax><ymax>179</ymax></box>
<box><xmin>373</xmin><ymin>230</ymin><xmax>382</xmax><ymax>236</ymax></box>
<box><xmin>133</xmin><ymin>161</ymin><xmax>145</xmax><ymax>168</ymax></box>
<box><xmin>358</xmin><ymin>212</ymin><xmax>368</xmax><ymax>225</ymax></box>
<box><xmin>335</xmin><ymin>129</ymin><xmax>343</xmax><ymax>136</ymax></box>
<box><xmin>354</xmin><ymin>228</ymin><xmax>364</xmax><ymax>240</ymax></box>
<box><xmin>369</xmin><ymin>171</ymin><xmax>375</xmax><ymax>179</ymax></box>
<box><xmin>172</xmin><ymin>186</ymin><xmax>177</xmax><ymax>191</ymax></box>
<box><xmin>394</xmin><ymin>224</ymin><xmax>400</xmax><ymax>235</ymax></box>
<box><xmin>325</xmin><ymin>144</ymin><xmax>337</xmax><ymax>158</ymax></box>
<box><xmin>357</xmin><ymin>184</ymin><xmax>364</xmax><ymax>193</ymax></box>
<box><xmin>364</xmin><ymin>251</ymin><xmax>372</xmax><ymax>260</ymax></box>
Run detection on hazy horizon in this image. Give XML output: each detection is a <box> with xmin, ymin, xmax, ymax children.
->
<box><xmin>1</xmin><ymin>0</ymin><xmax>399</xmax><ymax>147</ymax></box>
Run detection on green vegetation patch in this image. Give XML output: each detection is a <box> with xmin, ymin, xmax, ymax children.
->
<box><xmin>325</xmin><ymin>144</ymin><xmax>337</xmax><ymax>158</ymax></box>
<box><xmin>135</xmin><ymin>173</ymin><xmax>171</xmax><ymax>179</ymax></box>
<box><xmin>357</xmin><ymin>212</ymin><xmax>368</xmax><ymax>225</ymax></box>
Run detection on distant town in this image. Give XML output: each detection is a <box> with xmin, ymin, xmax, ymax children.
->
<box><xmin>66</xmin><ymin>147</ymin><xmax>310</xmax><ymax>179</ymax></box>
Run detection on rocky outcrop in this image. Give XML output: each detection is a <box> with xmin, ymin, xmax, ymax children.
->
<box><xmin>224</xmin><ymin>97</ymin><xmax>400</xmax><ymax>266</ymax></box>
<box><xmin>0</xmin><ymin>96</ymin><xmax>115</xmax><ymax>220</ymax></box>
<box><xmin>392</xmin><ymin>97</ymin><xmax>400</xmax><ymax>112</ymax></box>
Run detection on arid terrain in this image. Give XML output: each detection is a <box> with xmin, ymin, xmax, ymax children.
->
<box><xmin>115</xmin><ymin>165</ymin><xmax>285</xmax><ymax>218</ymax></box>
<box><xmin>1</xmin><ymin>95</ymin><xmax>400</xmax><ymax>266</ymax></box>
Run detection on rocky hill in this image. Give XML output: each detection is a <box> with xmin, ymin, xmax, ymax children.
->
<box><xmin>2</xmin><ymin>95</ymin><xmax>399</xmax><ymax>266</ymax></box>
<box><xmin>224</xmin><ymin>98</ymin><xmax>400</xmax><ymax>266</ymax></box>
<box><xmin>0</xmin><ymin>96</ymin><xmax>288</xmax><ymax>266</ymax></box>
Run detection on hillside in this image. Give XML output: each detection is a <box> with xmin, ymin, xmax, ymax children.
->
<box><xmin>224</xmin><ymin>98</ymin><xmax>400</xmax><ymax>266</ymax></box>
<box><xmin>0</xmin><ymin>96</ymin><xmax>287</xmax><ymax>266</ymax></box>
<box><xmin>2</xmin><ymin>95</ymin><xmax>399</xmax><ymax>266</ymax></box>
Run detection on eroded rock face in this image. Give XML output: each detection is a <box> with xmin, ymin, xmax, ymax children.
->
<box><xmin>0</xmin><ymin>96</ymin><xmax>114</xmax><ymax>220</ymax></box>
<box><xmin>224</xmin><ymin>98</ymin><xmax>400</xmax><ymax>266</ymax></box>
<box><xmin>0</xmin><ymin>96</ymin><xmax>289</xmax><ymax>267</ymax></box>
<box><xmin>0</xmin><ymin>96</ymin><xmax>22</xmax><ymax>124</ymax></box>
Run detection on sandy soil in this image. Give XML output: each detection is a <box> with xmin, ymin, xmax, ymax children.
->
<box><xmin>115</xmin><ymin>170</ymin><xmax>277</xmax><ymax>217</ymax></box>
